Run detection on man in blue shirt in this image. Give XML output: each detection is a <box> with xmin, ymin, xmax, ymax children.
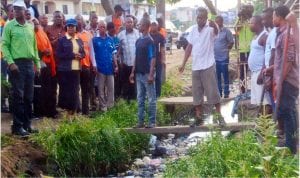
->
<box><xmin>129</xmin><ymin>18</ymin><xmax>156</xmax><ymax>128</ymax></box>
<box><xmin>107</xmin><ymin>22</ymin><xmax>122</xmax><ymax>99</ymax></box>
<box><xmin>214</xmin><ymin>16</ymin><xmax>234</xmax><ymax>98</ymax></box>
<box><xmin>90</xmin><ymin>20</ymin><xmax>118</xmax><ymax>112</ymax></box>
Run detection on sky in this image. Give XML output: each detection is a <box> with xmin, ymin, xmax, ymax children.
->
<box><xmin>166</xmin><ymin>0</ymin><xmax>238</xmax><ymax>11</ymax></box>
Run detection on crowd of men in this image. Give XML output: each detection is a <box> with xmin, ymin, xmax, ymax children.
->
<box><xmin>1</xmin><ymin>0</ymin><xmax>166</xmax><ymax>135</ymax></box>
<box><xmin>0</xmin><ymin>0</ymin><xmax>299</xmax><ymax>153</ymax></box>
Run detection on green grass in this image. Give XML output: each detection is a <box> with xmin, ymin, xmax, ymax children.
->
<box><xmin>164</xmin><ymin>115</ymin><xmax>299</xmax><ymax>177</ymax></box>
<box><xmin>31</xmin><ymin>99</ymin><xmax>172</xmax><ymax>177</ymax></box>
<box><xmin>1</xmin><ymin>135</ymin><xmax>13</xmax><ymax>148</ymax></box>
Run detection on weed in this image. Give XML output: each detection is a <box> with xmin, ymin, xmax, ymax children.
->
<box><xmin>1</xmin><ymin>135</ymin><xmax>13</xmax><ymax>148</ymax></box>
<box><xmin>164</xmin><ymin>115</ymin><xmax>299</xmax><ymax>177</ymax></box>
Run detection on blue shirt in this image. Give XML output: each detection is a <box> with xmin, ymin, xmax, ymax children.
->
<box><xmin>214</xmin><ymin>27</ymin><xmax>234</xmax><ymax>61</ymax></box>
<box><xmin>135</xmin><ymin>34</ymin><xmax>155</xmax><ymax>74</ymax></box>
<box><xmin>91</xmin><ymin>35</ymin><xmax>116</xmax><ymax>75</ymax></box>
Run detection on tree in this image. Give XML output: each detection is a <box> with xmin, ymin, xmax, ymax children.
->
<box><xmin>101</xmin><ymin>0</ymin><xmax>114</xmax><ymax>16</ymax></box>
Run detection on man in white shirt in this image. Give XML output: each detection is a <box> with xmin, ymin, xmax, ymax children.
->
<box><xmin>118</xmin><ymin>16</ymin><xmax>140</xmax><ymax>100</ymax></box>
<box><xmin>179</xmin><ymin>7</ymin><xmax>225</xmax><ymax>127</ymax></box>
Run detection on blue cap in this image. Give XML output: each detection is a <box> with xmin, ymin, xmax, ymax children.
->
<box><xmin>66</xmin><ymin>18</ymin><xmax>77</xmax><ymax>26</ymax></box>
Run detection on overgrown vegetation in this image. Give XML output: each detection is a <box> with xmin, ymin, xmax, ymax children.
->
<box><xmin>161</xmin><ymin>77</ymin><xmax>185</xmax><ymax>97</ymax></box>
<box><xmin>164</xmin><ymin>114</ymin><xmax>299</xmax><ymax>177</ymax></box>
<box><xmin>32</xmin><ymin>99</ymin><xmax>171</xmax><ymax>176</ymax></box>
<box><xmin>1</xmin><ymin>135</ymin><xmax>13</xmax><ymax>148</ymax></box>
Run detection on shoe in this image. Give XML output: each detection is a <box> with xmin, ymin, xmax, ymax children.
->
<box><xmin>133</xmin><ymin>122</ymin><xmax>145</xmax><ymax>128</ymax></box>
<box><xmin>189</xmin><ymin>117</ymin><xmax>204</xmax><ymax>127</ymax></box>
<box><xmin>224</xmin><ymin>95</ymin><xmax>229</xmax><ymax>98</ymax></box>
<box><xmin>214</xmin><ymin>114</ymin><xmax>226</xmax><ymax>127</ymax></box>
<box><xmin>25</xmin><ymin>126</ymin><xmax>39</xmax><ymax>133</ymax></box>
<box><xmin>145</xmin><ymin>123</ymin><xmax>156</xmax><ymax>128</ymax></box>
<box><xmin>12</xmin><ymin>127</ymin><xmax>30</xmax><ymax>137</ymax></box>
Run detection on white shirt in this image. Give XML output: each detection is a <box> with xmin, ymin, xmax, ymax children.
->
<box><xmin>248</xmin><ymin>30</ymin><xmax>267</xmax><ymax>72</ymax></box>
<box><xmin>264</xmin><ymin>27</ymin><xmax>277</xmax><ymax>67</ymax></box>
<box><xmin>187</xmin><ymin>22</ymin><xmax>216</xmax><ymax>71</ymax></box>
<box><xmin>28</xmin><ymin>6</ymin><xmax>35</xmax><ymax>18</ymax></box>
<box><xmin>117</xmin><ymin>29</ymin><xmax>140</xmax><ymax>66</ymax></box>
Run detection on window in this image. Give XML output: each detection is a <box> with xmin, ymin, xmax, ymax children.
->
<box><xmin>63</xmin><ymin>5</ymin><xmax>68</xmax><ymax>14</ymax></box>
<box><xmin>45</xmin><ymin>5</ymin><xmax>49</xmax><ymax>14</ymax></box>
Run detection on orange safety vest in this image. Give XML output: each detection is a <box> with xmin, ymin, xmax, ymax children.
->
<box><xmin>35</xmin><ymin>26</ymin><xmax>56</xmax><ymax>76</ymax></box>
<box><xmin>77</xmin><ymin>31</ymin><xmax>92</xmax><ymax>68</ymax></box>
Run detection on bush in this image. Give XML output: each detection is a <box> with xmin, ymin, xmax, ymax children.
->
<box><xmin>32</xmin><ymin>115</ymin><xmax>149</xmax><ymax>177</ymax></box>
<box><xmin>92</xmin><ymin>99</ymin><xmax>171</xmax><ymax>127</ymax></box>
<box><xmin>164</xmin><ymin>115</ymin><xmax>299</xmax><ymax>177</ymax></box>
<box><xmin>161</xmin><ymin>78</ymin><xmax>184</xmax><ymax>97</ymax></box>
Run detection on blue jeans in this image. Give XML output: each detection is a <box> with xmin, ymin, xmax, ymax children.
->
<box><xmin>278</xmin><ymin>81</ymin><xmax>299</xmax><ymax>154</ymax></box>
<box><xmin>8</xmin><ymin>60</ymin><xmax>34</xmax><ymax>130</ymax></box>
<box><xmin>155</xmin><ymin>64</ymin><xmax>162</xmax><ymax>98</ymax></box>
<box><xmin>136</xmin><ymin>73</ymin><xmax>157</xmax><ymax>125</ymax></box>
<box><xmin>216</xmin><ymin>59</ymin><xmax>229</xmax><ymax>96</ymax></box>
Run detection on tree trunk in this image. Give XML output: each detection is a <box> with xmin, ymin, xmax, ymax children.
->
<box><xmin>101</xmin><ymin>0</ymin><xmax>114</xmax><ymax>15</ymax></box>
<box><xmin>156</xmin><ymin>0</ymin><xmax>165</xmax><ymax>27</ymax></box>
<box><xmin>264</xmin><ymin>0</ymin><xmax>268</xmax><ymax>8</ymax></box>
<box><xmin>1</xmin><ymin>0</ymin><xmax>7</xmax><ymax>12</ymax></box>
<box><xmin>203</xmin><ymin>0</ymin><xmax>217</xmax><ymax>15</ymax></box>
<box><xmin>156</xmin><ymin>0</ymin><xmax>166</xmax><ymax>83</ymax></box>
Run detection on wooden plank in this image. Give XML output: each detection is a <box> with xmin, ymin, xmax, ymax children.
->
<box><xmin>158</xmin><ymin>96</ymin><xmax>233</xmax><ymax>105</ymax></box>
<box><xmin>124</xmin><ymin>122</ymin><xmax>255</xmax><ymax>134</ymax></box>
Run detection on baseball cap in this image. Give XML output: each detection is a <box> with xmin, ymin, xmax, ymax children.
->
<box><xmin>66</xmin><ymin>18</ymin><xmax>77</xmax><ymax>26</ymax></box>
<box><xmin>13</xmin><ymin>0</ymin><xmax>26</xmax><ymax>8</ymax></box>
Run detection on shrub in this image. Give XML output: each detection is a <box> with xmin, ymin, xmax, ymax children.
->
<box><xmin>32</xmin><ymin>115</ymin><xmax>149</xmax><ymax>177</ymax></box>
<box><xmin>164</xmin><ymin>115</ymin><xmax>299</xmax><ymax>177</ymax></box>
<box><xmin>91</xmin><ymin>99</ymin><xmax>171</xmax><ymax>127</ymax></box>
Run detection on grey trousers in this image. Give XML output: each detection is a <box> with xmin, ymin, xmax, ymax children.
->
<box><xmin>97</xmin><ymin>73</ymin><xmax>114</xmax><ymax>111</ymax></box>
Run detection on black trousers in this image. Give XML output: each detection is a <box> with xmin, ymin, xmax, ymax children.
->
<box><xmin>120</xmin><ymin>64</ymin><xmax>136</xmax><ymax>101</ymax></box>
<box><xmin>80</xmin><ymin>67</ymin><xmax>91</xmax><ymax>115</ymax></box>
<box><xmin>40</xmin><ymin>66</ymin><xmax>58</xmax><ymax>117</ymax></box>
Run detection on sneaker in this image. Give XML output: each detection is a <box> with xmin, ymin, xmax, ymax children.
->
<box><xmin>24</xmin><ymin>126</ymin><xmax>39</xmax><ymax>134</ymax></box>
<box><xmin>214</xmin><ymin>114</ymin><xmax>226</xmax><ymax>127</ymax></box>
<box><xmin>189</xmin><ymin>117</ymin><xmax>204</xmax><ymax>127</ymax></box>
<box><xmin>133</xmin><ymin>122</ymin><xmax>145</xmax><ymax>128</ymax></box>
<box><xmin>12</xmin><ymin>127</ymin><xmax>30</xmax><ymax>137</ymax></box>
<box><xmin>145</xmin><ymin>123</ymin><xmax>156</xmax><ymax>128</ymax></box>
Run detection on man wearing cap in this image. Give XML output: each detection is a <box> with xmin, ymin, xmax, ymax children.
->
<box><xmin>105</xmin><ymin>4</ymin><xmax>124</xmax><ymax>34</ymax></box>
<box><xmin>2</xmin><ymin>0</ymin><xmax>40</xmax><ymax>136</ymax></box>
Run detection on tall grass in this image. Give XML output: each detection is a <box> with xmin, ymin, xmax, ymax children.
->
<box><xmin>164</xmin><ymin>115</ymin><xmax>299</xmax><ymax>177</ymax></box>
<box><xmin>32</xmin><ymin>99</ymin><xmax>172</xmax><ymax>176</ymax></box>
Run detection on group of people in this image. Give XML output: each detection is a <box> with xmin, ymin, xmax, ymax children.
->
<box><xmin>179</xmin><ymin>5</ymin><xmax>298</xmax><ymax>153</ymax></box>
<box><xmin>1</xmin><ymin>0</ymin><xmax>167</xmax><ymax>136</ymax></box>
<box><xmin>237</xmin><ymin>5</ymin><xmax>298</xmax><ymax>154</ymax></box>
<box><xmin>0</xmin><ymin>0</ymin><xmax>298</xmax><ymax>154</ymax></box>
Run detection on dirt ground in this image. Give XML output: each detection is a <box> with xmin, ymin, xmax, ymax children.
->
<box><xmin>1</xmin><ymin>137</ymin><xmax>47</xmax><ymax>177</ymax></box>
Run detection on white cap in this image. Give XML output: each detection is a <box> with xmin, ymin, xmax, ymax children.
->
<box><xmin>13</xmin><ymin>0</ymin><xmax>26</xmax><ymax>8</ymax></box>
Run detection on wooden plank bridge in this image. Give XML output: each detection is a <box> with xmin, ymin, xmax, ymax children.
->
<box><xmin>158</xmin><ymin>96</ymin><xmax>234</xmax><ymax>106</ymax></box>
<box><xmin>124</xmin><ymin>122</ymin><xmax>256</xmax><ymax>134</ymax></box>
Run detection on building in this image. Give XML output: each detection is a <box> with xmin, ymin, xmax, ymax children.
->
<box><xmin>7</xmin><ymin>0</ymin><xmax>155</xmax><ymax>21</ymax></box>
